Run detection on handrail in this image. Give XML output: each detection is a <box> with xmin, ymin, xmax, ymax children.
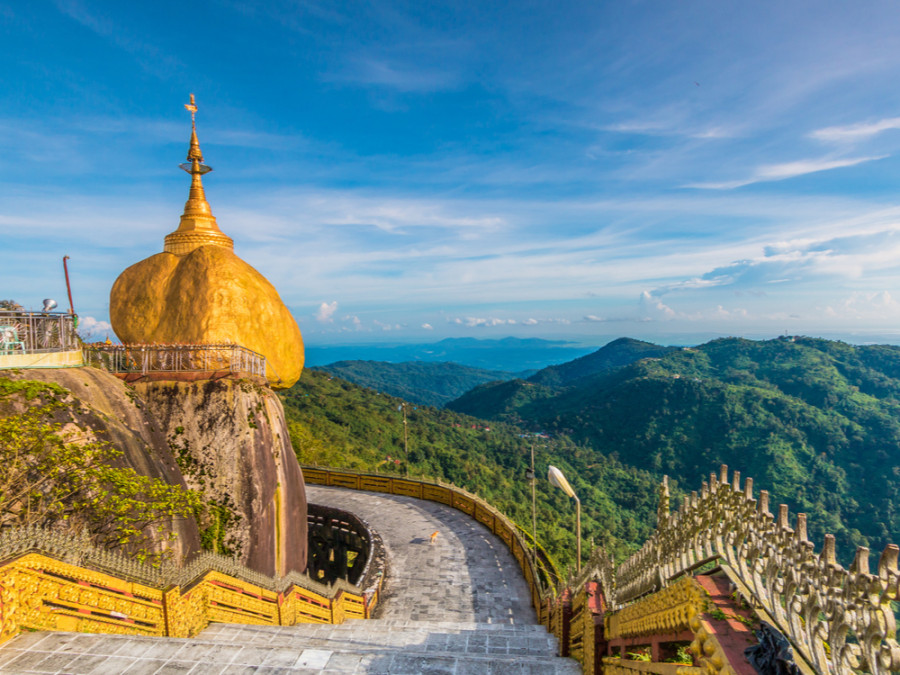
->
<box><xmin>84</xmin><ymin>343</ymin><xmax>267</xmax><ymax>379</ymax></box>
<box><xmin>0</xmin><ymin>310</ymin><xmax>79</xmax><ymax>353</ymax></box>
<box><xmin>564</xmin><ymin>464</ymin><xmax>900</xmax><ymax>675</ymax></box>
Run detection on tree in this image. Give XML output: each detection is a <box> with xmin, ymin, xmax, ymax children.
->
<box><xmin>0</xmin><ymin>381</ymin><xmax>202</xmax><ymax>563</ymax></box>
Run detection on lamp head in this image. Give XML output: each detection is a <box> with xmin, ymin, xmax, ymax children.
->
<box><xmin>548</xmin><ymin>465</ymin><xmax>576</xmax><ymax>499</ymax></box>
<box><xmin>42</xmin><ymin>298</ymin><xmax>58</xmax><ymax>312</ymax></box>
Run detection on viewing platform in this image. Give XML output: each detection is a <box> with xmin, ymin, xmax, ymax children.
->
<box><xmin>0</xmin><ymin>310</ymin><xmax>82</xmax><ymax>370</ymax></box>
<box><xmin>83</xmin><ymin>343</ymin><xmax>267</xmax><ymax>385</ymax></box>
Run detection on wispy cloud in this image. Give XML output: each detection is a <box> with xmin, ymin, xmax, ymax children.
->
<box><xmin>337</xmin><ymin>58</ymin><xmax>462</xmax><ymax>93</ymax></box>
<box><xmin>811</xmin><ymin>117</ymin><xmax>900</xmax><ymax>143</ymax></box>
<box><xmin>686</xmin><ymin>155</ymin><xmax>886</xmax><ymax>190</ymax></box>
<box><xmin>54</xmin><ymin>0</ymin><xmax>181</xmax><ymax>76</ymax></box>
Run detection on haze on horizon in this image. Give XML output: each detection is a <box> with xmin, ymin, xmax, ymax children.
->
<box><xmin>4</xmin><ymin>1</ymin><xmax>900</xmax><ymax>348</ymax></box>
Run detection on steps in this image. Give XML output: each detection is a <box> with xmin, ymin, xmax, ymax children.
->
<box><xmin>0</xmin><ymin>619</ymin><xmax>581</xmax><ymax>674</ymax></box>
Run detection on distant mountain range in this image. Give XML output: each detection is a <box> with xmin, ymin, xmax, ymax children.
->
<box><xmin>447</xmin><ymin>336</ymin><xmax>900</xmax><ymax>558</ymax></box>
<box><xmin>315</xmin><ymin>361</ymin><xmax>534</xmax><ymax>408</ymax></box>
<box><xmin>305</xmin><ymin>337</ymin><xmax>595</xmax><ymax>371</ymax></box>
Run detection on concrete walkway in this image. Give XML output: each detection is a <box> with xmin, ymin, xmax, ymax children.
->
<box><xmin>0</xmin><ymin>486</ymin><xmax>579</xmax><ymax>674</ymax></box>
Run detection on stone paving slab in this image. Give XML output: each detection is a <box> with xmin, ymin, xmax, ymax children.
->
<box><xmin>199</xmin><ymin>622</ymin><xmax>559</xmax><ymax>656</ymax></box>
<box><xmin>0</xmin><ymin>630</ymin><xmax>580</xmax><ymax>674</ymax></box>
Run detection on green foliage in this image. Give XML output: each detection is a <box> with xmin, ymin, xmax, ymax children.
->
<box><xmin>280</xmin><ymin>369</ymin><xmax>663</xmax><ymax>568</ymax></box>
<box><xmin>198</xmin><ymin>499</ymin><xmax>239</xmax><ymax>555</ymax></box>
<box><xmin>316</xmin><ymin>361</ymin><xmax>524</xmax><ymax>407</ymax></box>
<box><xmin>0</xmin><ymin>379</ymin><xmax>202</xmax><ymax>563</ymax></box>
<box><xmin>450</xmin><ymin>336</ymin><xmax>900</xmax><ymax>559</ymax></box>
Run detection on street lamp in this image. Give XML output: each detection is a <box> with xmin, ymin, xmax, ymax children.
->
<box><xmin>398</xmin><ymin>403</ymin><xmax>409</xmax><ymax>476</ymax></box>
<box><xmin>548</xmin><ymin>465</ymin><xmax>581</xmax><ymax>573</ymax></box>
<box><xmin>525</xmin><ymin>445</ymin><xmax>537</xmax><ymax>555</ymax></box>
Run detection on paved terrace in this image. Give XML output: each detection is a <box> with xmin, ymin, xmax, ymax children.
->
<box><xmin>0</xmin><ymin>486</ymin><xmax>579</xmax><ymax>674</ymax></box>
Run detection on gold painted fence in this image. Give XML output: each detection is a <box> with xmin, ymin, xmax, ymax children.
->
<box><xmin>0</xmin><ymin>531</ymin><xmax>380</xmax><ymax>645</ymax></box>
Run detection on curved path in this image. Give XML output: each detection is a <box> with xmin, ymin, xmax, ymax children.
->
<box><xmin>307</xmin><ymin>485</ymin><xmax>535</xmax><ymax>625</ymax></box>
<box><xmin>0</xmin><ymin>486</ymin><xmax>579</xmax><ymax>674</ymax></box>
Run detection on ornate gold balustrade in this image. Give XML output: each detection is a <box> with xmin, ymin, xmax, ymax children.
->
<box><xmin>553</xmin><ymin>464</ymin><xmax>900</xmax><ymax>675</ymax></box>
<box><xmin>0</xmin><ymin>524</ymin><xmax>381</xmax><ymax>645</ymax></box>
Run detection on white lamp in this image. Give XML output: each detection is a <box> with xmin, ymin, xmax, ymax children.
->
<box><xmin>548</xmin><ymin>465</ymin><xmax>581</xmax><ymax>573</ymax></box>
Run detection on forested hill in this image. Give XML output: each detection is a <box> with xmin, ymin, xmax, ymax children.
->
<box><xmin>448</xmin><ymin>336</ymin><xmax>900</xmax><ymax>557</ymax></box>
<box><xmin>279</xmin><ymin>369</ymin><xmax>664</xmax><ymax>567</ymax></box>
<box><xmin>527</xmin><ymin>337</ymin><xmax>678</xmax><ymax>387</ymax></box>
<box><xmin>315</xmin><ymin>361</ymin><xmax>531</xmax><ymax>407</ymax></box>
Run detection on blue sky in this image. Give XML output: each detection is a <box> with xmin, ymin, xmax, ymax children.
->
<box><xmin>5</xmin><ymin>1</ymin><xmax>900</xmax><ymax>346</ymax></box>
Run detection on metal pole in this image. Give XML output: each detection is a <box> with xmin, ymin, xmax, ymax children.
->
<box><xmin>575</xmin><ymin>495</ymin><xmax>582</xmax><ymax>573</ymax></box>
<box><xmin>62</xmin><ymin>256</ymin><xmax>75</xmax><ymax>315</ymax></box>
<box><xmin>531</xmin><ymin>444</ymin><xmax>537</xmax><ymax>555</ymax></box>
<box><xmin>403</xmin><ymin>404</ymin><xmax>409</xmax><ymax>477</ymax></box>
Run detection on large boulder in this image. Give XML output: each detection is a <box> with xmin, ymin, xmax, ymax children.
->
<box><xmin>109</xmin><ymin>245</ymin><xmax>304</xmax><ymax>389</ymax></box>
<box><xmin>134</xmin><ymin>378</ymin><xmax>307</xmax><ymax>576</ymax></box>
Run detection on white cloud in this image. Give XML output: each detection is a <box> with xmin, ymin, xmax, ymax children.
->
<box><xmin>421</xmin><ymin>323</ymin><xmax>434</xmax><ymax>330</ymax></box>
<box><xmin>640</xmin><ymin>291</ymin><xmax>676</xmax><ymax>319</ymax></box>
<box><xmin>451</xmin><ymin>316</ymin><xmax>516</xmax><ymax>327</ymax></box>
<box><xmin>373</xmin><ymin>320</ymin><xmax>402</xmax><ymax>331</ymax></box>
<box><xmin>342</xmin><ymin>315</ymin><xmax>362</xmax><ymax>329</ymax></box>
<box><xmin>77</xmin><ymin>316</ymin><xmax>113</xmax><ymax>340</ymax></box>
<box><xmin>810</xmin><ymin>117</ymin><xmax>900</xmax><ymax>143</ymax></box>
<box><xmin>687</xmin><ymin>155</ymin><xmax>886</xmax><ymax>190</ymax></box>
<box><xmin>522</xmin><ymin>318</ymin><xmax>539</xmax><ymax>325</ymax></box>
<box><xmin>316</xmin><ymin>301</ymin><xmax>338</xmax><ymax>323</ymax></box>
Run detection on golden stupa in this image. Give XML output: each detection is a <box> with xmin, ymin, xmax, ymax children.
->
<box><xmin>110</xmin><ymin>95</ymin><xmax>304</xmax><ymax>389</ymax></box>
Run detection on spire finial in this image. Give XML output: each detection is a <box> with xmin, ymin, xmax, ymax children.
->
<box><xmin>164</xmin><ymin>94</ymin><xmax>233</xmax><ymax>256</ymax></box>
<box><xmin>183</xmin><ymin>93</ymin><xmax>205</xmax><ymax>165</ymax></box>
<box><xmin>185</xmin><ymin>93</ymin><xmax>197</xmax><ymax>125</ymax></box>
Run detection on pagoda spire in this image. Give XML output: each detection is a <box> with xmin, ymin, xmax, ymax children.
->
<box><xmin>163</xmin><ymin>94</ymin><xmax>234</xmax><ymax>256</ymax></box>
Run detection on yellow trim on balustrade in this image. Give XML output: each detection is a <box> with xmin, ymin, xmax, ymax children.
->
<box><xmin>0</xmin><ymin>551</ymin><xmax>377</xmax><ymax>645</ymax></box>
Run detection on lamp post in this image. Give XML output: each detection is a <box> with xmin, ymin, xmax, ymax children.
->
<box><xmin>548</xmin><ymin>465</ymin><xmax>581</xmax><ymax>573</ymax></box>
<box><xmin>525</xmin><ymin>444</ymin><xmax>537</xmax><ymax>555</ymax></box>
<box><xmin>399</xmin><ymin>403</ymin><xmax>409</xmax><ymax>477</ymax></box>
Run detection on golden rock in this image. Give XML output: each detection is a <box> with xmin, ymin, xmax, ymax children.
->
<box><xmin>109</xmin><ymin>95</ymin><xmax>304</xmax><ymax>389</ymax></box>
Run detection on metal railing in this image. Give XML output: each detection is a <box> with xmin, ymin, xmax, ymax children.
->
<box><xmin>84</xmin><ymin>344</ymin><xmax>266</xmax><ymax>379</ymax></box>
<box><xmin>0</xmin><ymin>310</ymin><xmax>79</xmax><ymax>354</ymax></box>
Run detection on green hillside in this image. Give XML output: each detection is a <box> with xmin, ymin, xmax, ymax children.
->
<box><xmin>527</xmin><ymin>337</ymin><xmax>677</xmax><ymax>387</ymax></box>
<box><xmin>448</xmin><ymin>336</ymin><xmax>900</xmax><ymax>557</ymax></box>
<box><xmin>315</xmin><ymin>361</ymin><xmax>530</xmax><ymax>407</ymax></box>
<box><xmin>279</xmin><ymin>369</ymin><xmax>664</xmax><ymax>569</ymax></box>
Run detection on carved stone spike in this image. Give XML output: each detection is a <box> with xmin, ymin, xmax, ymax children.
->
<box><xmin>777</xmin><ymin>504</ymin><xmax>789</xmax><ymax>530</ymax></box>
<box><xmin>733</xmin><ymin>470</ymin><xmax>741</xmax><ymax>491</ymax></box>
<box><xmin>710</xmin><ymin>472</ymin><xmax>717</xmax><ymax>489</ymax></box>
<box><xmin>720</xmin><ymin>464</ymin><xmax>728</xmax><ymax>484</ymax></box>
<box><xmin>795</xmin><ymin>514</ymin><xmax>808</xmax><ymax>543</ymax></box>
<box><xmin>878</xmin><ymin>544</ymin><xmax>899</xmax><ymax>576</ymax></box>
<box><xmin>758</xmin><ymin>490</ymin><xmax>770</xmax><ymax>515</ymax></box>
<box><xmin>820</xmin><ymin>534</ymin><xmax>836</xmax><ymax>566</ymax></box>
<box><xmin>744</xmin><ymin>477</ymin><xmax>753</xmax><ymax>499</ymax></box>
<box><xmin>850</xmin><ymin>547</ymin><xmax>870</xmax><ymax>576</ymax></box>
